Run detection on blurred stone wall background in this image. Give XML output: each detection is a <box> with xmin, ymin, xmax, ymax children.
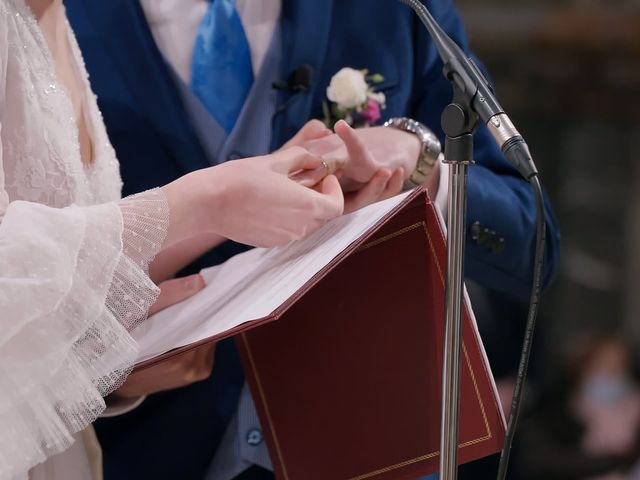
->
<box><xmin>456</xmin><ymin>0</ymin><xmax>640</xmax><ymax>357</ymax></box>
<box><xmin>453</xmin><ymin>2</ymin><xmax>640</xmax><ymax>476</ymax></box>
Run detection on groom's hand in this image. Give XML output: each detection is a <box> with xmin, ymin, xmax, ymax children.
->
<box><xmin>300</xmin><ymin>121</ymin><xmax>429</xmax><ymax>213</ymax></box>
<box><xmin>304</xmin><ymin>120</ymin><xmax>421</xmax><ymax>191</ymax></box>
<box><xmin>113</xmin><ymin>274</ymin><xmax>216</xmax><ymax>399</ymax></box>
<box><xmin>114</xmin><ymin>343</ymin><xmax>216</xmax><ymax>399</ymax></box>
<box><xmin>148</xmin><ymin>274</ymin><xmax>206</xmax><ymax>315</ymax></box>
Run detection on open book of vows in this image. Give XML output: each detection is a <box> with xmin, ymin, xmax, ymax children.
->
<box><xmin>132</xmin><ymin>188</ymin><xmax>506</xmax><ymax>480</ymax></box>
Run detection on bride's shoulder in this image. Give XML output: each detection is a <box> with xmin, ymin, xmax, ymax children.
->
<box><xmin>0</xmin><ymin>0</ymin><xmax>16</xmax><ymax>19</ymax></box>
<box><xmin>0</xmin><ymin>1</ymin><xmax>8</xmax><ymax>81</ymax></box>
<box><xmin>0</xmin><ymin>0</ymin><xmax>7</xmax><ymax>25</ymax></box>
<box><xmin>0</xmin><ymin>0</ymin><xmax>30</xmax><ymax>31</ymax></box>
<box><xmin>0</xmin><ymin>0</ymin><xmax>37</xmax><ymax>73</ymax></box>
<box><xmin>0</xmin><ymin>0</ymin><xmax>17</xmax><ymax>40</ymax></box>
<box><xmin>0</xmin><ymin>0</ymin><xmax>16</xmax><ymax>78</ymax></box>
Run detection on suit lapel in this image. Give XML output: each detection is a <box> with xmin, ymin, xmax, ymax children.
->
<box><xmin>78</xmin><ymin>0</ymin><xmax>210</xmax><ymax>174</ymax></box>
<box><xmin>271</xmin><ymin>0</ymin><xmax>334</xmax><ymax>149</ymax></box>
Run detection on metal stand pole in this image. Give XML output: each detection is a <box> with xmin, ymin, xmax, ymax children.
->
<box><xmin>438</xmin><ymin>100</ymin><xmax>477</xmax><ymax>480</ymax></box>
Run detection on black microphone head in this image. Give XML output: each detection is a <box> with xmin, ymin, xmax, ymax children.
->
<box><xmin>290</xmin><ymin>64</ymin><xmax>314</xmax><ymax>92</ymax></box>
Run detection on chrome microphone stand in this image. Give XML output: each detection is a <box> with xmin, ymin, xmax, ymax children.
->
<box><xmin>439</xmin><ymin>91</ymin><xmax>477</xmax><ymax>480</ymax></box>
<box><xmin>395</xmin><ymin>2</ymin><xmax>542</xmax><ymax>479</ymax></box>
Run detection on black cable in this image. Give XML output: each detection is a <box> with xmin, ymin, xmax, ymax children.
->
<box><xmin>496</xmin><ymin>174</ymin><xmax>547</xmax><ymax>480</ymax></box>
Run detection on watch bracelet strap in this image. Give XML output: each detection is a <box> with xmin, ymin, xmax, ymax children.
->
<box><xmin>384</xmin><ymin>117</ymin><xmax>441</xmax><ymax>189</ymax></box>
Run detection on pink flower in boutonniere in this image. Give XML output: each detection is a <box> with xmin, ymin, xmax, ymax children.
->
<box><xmin>360</xmin><ymin>99</ymin><xmax>382</xmax><ymax>125</ymax></box>
<box><xmin>323</xmin><ymin>68</ymin><xmax>386</xmax><ymax>129</ymax></box>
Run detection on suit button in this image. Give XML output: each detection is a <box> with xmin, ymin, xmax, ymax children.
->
<box><xmin>492</xmin><ymin>237</ymin><xmax>506</xmax><ymax>254</ymax></box>
<box><xmin>471</xmin><ymin>221</ymin><xmax>482</xmax><ymax>241</ymax></box>
<box><xmin>246</xmin><ymin>429</ymin><xmax>263</xmax><ymax>446</ymax></box>
<box><xmin>470</xmin><ymin>221</ymin><xmax>505</xmax><ymax>253</ymax></box>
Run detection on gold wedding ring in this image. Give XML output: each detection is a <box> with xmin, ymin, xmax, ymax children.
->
<box><xmin>321</xmin><ymin>160</ymin><xmax>331</xmax><ymax>175</ymax></box>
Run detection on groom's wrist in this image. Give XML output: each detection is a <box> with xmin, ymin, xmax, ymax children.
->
<box><xmin>383</xmin><ymin>118</ymin><xmax>441</xmax><ymax>189</ymax></box>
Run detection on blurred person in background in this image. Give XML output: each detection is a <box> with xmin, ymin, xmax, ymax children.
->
<box><xmin>518</xmin><ymin>331</ymin><xmax>640</xmax><ymax>480</ymax></box>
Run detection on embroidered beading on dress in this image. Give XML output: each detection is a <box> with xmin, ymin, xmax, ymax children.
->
<box><xmin>0</xmin><ymin>1</ymin><xmax>171</xmax><ymax>478</ymax></box>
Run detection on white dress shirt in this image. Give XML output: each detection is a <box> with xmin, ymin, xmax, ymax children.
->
<box><xmin>139</xmin><ymin>0</ymin><xmax>281</xmax><ymax>84</ymax></box>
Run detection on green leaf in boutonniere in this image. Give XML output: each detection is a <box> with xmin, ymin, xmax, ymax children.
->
<box><xmin>367</xmin><ymin>73</ymin><xmax>385</xmax><ymax>84</ymax></box>
<box><xmin>322</xmin><ymin>100</ymin><xmax>335</xmax><ymax>129</ymax></box>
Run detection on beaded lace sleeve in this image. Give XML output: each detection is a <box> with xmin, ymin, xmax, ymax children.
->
<box><xmin>0</xmin><ymin>4</ymin><xmax>172</xmax><ymax>477</ymax></box>
<box><xmin>0</xmin><ymin>192</ymin><xmax>169</xmax><ymax>480</ymax></box>
<box><xmin>0</xmin><ymin>0</ymin><xmax>174</xmax><ymax>480</ymax></box>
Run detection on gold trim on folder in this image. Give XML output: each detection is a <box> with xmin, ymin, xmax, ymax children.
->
<box><xmin>243</xmin><ymin>220</ymin><xmax>492</xmax><ymax>480</ymax></box>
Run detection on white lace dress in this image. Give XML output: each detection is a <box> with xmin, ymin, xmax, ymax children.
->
<box><xmin>0</xmin><ymin>0</ymin><xmax>170</xmax><ymax>478</ymax></box>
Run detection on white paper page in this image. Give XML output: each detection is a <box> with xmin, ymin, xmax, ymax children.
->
<box><xmin>134</xmin><ymin>192</ymin><xmax>412</xmax><ymax>363</ymax></box>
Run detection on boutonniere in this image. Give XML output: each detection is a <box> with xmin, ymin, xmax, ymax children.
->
<box><xmin>323</xmin><ymin>67</ymin><xmax>386</xmax><ymax>129</ymax></box>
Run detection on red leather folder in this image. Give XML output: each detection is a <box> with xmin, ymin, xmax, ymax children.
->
<box><xmin>138</xmin><ymin>189</ymin><xmax>505</xmax><ymax>479</ymax></box>
<box><xmin>236</xmin><ymin>189</ymin><xmax>505</xmax><ymax>479</ymax></box>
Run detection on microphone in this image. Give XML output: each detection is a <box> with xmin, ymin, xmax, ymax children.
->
<box><xmin>272</xmin><ymin>64</ymin><xmax>314</xmax><ymax>93</ymax></box>
<box><xmin>397</xmin><ymin>0</ymin><xmax>537</xmax><ymax>179</ymax></box>
<box><xmin>273</xmin><ymin>65</ymin><xmax>314</xmax><ymax>115</ymax></box>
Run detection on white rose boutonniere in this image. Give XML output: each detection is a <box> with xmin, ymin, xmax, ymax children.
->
<box><xmin>327</xmin><ymin>68</ymin><xmax>369</xmax><ymax>109</ymax></box>
<box><xmin>323</xmin><ymin>67</ymin><xmax>386</xmax><ymax>129</ymax></box>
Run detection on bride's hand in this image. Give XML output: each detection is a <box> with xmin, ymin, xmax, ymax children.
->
<box><xmin>278</xmin><ymin>119</ymin><xmax>332</xmax><ymax>151</ymax></box>
<box><xmin>163</xmin><ymin>147</ymin><xmax>344</xmax><ymax>248</ymax></box>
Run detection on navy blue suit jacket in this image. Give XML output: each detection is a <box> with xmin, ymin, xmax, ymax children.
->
<box><xmin>65</xmin><ymin>1</ymin><xmax>560</xmax><ymax>479</ymax></box>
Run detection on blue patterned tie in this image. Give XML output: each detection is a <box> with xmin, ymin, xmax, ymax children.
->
<box><xmin>192</xmin><ymin>0</ymin><xmax>254</xmax><ymax>133</ymax></box>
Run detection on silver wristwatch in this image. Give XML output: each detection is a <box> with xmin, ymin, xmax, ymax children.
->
<box><xmin>383</xmin><ymin>117</ymin><xmax>442</xmax><ymax>189</ymax></box>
